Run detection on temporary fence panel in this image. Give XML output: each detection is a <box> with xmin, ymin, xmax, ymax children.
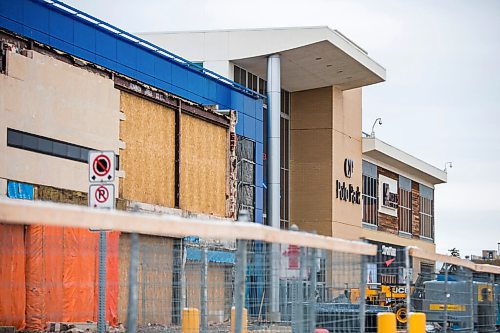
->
<box><xmin>0</xmin><ymin>199</ymin><xmax>377</xmax><ymax>333</ymax></box>
<box><xmin>3</xmin><ymin>199</ymin><xmax>500</xmax><ymax>333</ymax></box>
<box><xmin>408</xmin><ymin>247</ymin><xmax>500</xmax><ymax>333</ymax></box>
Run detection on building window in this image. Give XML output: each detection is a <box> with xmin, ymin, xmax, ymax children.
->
<box><xmin>247</xmin><ymin>72</ymin><xmax>258</xmax><ymax>92</ymax></box>
<box><xmin>419</xmin><ymin>185</ymin><xmax>434</xmax><ymax>239</ymax></box>
<box><xmin>281</xmin><ymin>89</ymin><xmax>290</xmax><ymax>116</ymax></box>
<box><xmin>362</xmin><ymin>174</ymin><xmax>378</xmax><ymax>226</ymax></box>
<box><xmin>6</xmin><ymin>128</ymin><xmax>119</xmax><ymax>168</ymax></box>
<box><xmin>398</xmin><ymin>176</ymin><xmax>412</xmax><ymax>234</ymax></box>
<box><xmin>258</xmin><ymin>78</ymin><xmax>267</xmax><ymax>96</ymax></box>
<box><xmin>280</xmin><ymin>90</ymin><xmax>290</xmax><ymax>230</ymax></box>
<box><xmin>237</xmin><ymin>136</ymin><xmax>255</xmax><ymax>222</ymax></box>
<box><xmin>235</xmin><ymin>64</ymin><xmax>289</xmax><ymax>228</ymax></box>
<box><xmin>234</xmin><ymin>66</ymin><xmax>247</xmax><ymax>87</ymax></box>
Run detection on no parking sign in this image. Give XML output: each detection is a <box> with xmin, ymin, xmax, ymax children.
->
<box><xmin>89</xmin><ymin>151</ymin><xmax>115</xmax><ymax>182</ymax></box>
<box><xmin>88</xmin><ymin>150</ymin><xmax>116</xmax><ymax>210</ymax></box>
<box><xmin>89</xmin><ymin>183</ymin><xmax>115</xmax><ymax>209</ymax></box>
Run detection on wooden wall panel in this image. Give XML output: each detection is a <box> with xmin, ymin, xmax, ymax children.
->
<box><xmin>119</xmin><ymin>92</ymin><xmax>175</xmax><ymax>207</ymax></box>
<box><xmin>118</xmin><ymin>234</ymin><xmax>173</xmax><ymax>325</ymax></box>
<box><xmin>180</xmin><ymin>114</ymin><xmax>227</xmax><ymax>217</ymax></box>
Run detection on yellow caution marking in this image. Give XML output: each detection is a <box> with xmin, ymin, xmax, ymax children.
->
<box><xmin>429</xmin><ymin>304</ymin><xmax>466</xmax><ymax>311</ymax></box>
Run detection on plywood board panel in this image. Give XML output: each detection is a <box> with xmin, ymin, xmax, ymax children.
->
<box><xmin>119</xmin><ymin>92</ymin><xmax>175</xmax><ymax>207</ymax></box>
<box><xmin>180</xmin><ymin>115</ymin><xmax>227</xmax><ymax>217</ymax></box>
<box><xmin>118</xmin><ymin>234</ymin><xmax>174</xmax><ymax>325</ymax></box>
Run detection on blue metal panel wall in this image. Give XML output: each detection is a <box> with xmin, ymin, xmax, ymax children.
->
<box><xmin>0</xmin><ymin>0</ymin><xmax>265</xmax><ymax>223</ymax></box>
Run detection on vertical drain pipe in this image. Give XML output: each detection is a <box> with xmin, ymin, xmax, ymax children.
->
<box><xmin>267</xmin><ymin>54</ymin><xmax>281</xmax><ymax>322</ymax></box>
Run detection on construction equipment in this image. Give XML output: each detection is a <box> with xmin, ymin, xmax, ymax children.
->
<box><xmin>350</xmin><ymin>283</ymin><xmax>409</xmax><ymax>326</ymax></box>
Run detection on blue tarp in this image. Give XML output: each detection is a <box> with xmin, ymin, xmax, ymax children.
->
<box><xmin>7</xmin><ymin>181</ymin><xmax>34</xmax><ymax>200</ymax></box>
<box><xmin>186</xmin><ymin>247</ymin><xmax>235</xmax><ymax>264</ymax></box>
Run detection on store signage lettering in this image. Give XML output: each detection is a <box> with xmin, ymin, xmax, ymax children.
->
<box><xmin>381</xmin><ymin>245</ymin><xmax>397</xmax><ymax>257</ymax></box>
<box><xmin>336</xmin><ymin>180</ymin><xmax>361</xmax><ymax>204</ymax></box>
<box><xmin>344</xmin><ymin>158</ymin><xmax>354</xmax><ymax>178</ymax></box>
<box><xmin>336</xmin><ymin>157</ymin><xmax>360</xmax><ymax>205</ymax></box>
<box><xmin>382</xmin><ymin>183</ymin><xmax>399</xmax><ymax>209</ymax></box>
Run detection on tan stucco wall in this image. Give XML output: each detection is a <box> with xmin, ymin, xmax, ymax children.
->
<box><xmin>331</xmin><ymin>88</ymin><xmax>363</xmax><ymax>240</ymax></box>
<box><xmin>0</xmin><ymin>51</ymin><xmax>121</xmax><ymax>193</ymax></box>
<box><xmin>290</xmin><ymin>86</ymin><xmax>363</xmax><ymax>239</ymax></box>
<box><xmin>290</xmin><ymin>87</ymin><xmax>333</xmax><ymax>236</ymax></box>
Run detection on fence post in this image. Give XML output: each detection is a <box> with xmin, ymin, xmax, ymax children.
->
<box><xmin>289</xmin><ymin>224</ymin><xmax>299</xmax><ymax>333</ymax></box>
<box><xmin>405</xmin><ymin>246</ymin><xmax>411</xmax><ymax>332</ymax></box>
<box><xmin>297</xmin><ymin>246</ymin><xmax>305</xmax><ymax>333</ymax></box>
<box><xmin>200</xmin><ymin>246</ymin><xmax>208</xmax><ymax>333</ymax></box>
<box><xmin>234</xmin><ymin>210</ymin><xmax>249</xmax><ymax>333</ymax></box>
<box><xmin>97</xmin><ymin>231</ymin><xmax>107</xmax><ymax>333</ymax></box>
<box><xmin>469</xmin><ymin>274</ymin><xmax>474</xmax><ymax>332</ymax></box>
<box><xmin>126</xmin><ymin>232</ymin><xmax>139</xmax><ymax>333</ymax></box>
<box><xmin>443</xmin><ymin>265</ymin><xmax>449</xmax><ymax>331</ymax></box>
<box><xmin>308</xmin><ymin>246</ymin><xmax>318</xmax><ymax>333</ymax></box>
<box><xmin>360</xmin><ymin>253</ymin><xmax>367</xmax><ymax>333</ymax></box>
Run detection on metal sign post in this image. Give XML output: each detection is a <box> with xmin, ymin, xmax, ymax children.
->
<box><xmin>88</xmin><ymin>150</ymin><xmax>116</xmax><ymax>333</ymax></box>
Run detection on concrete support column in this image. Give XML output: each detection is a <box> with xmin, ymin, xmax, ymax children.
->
<box><xmin>267</xmin><ymin>54</ymin><xmax>281</xmax><ymax>321</ymax></box>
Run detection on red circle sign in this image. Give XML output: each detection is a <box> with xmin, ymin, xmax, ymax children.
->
<box><xmin>93</xmin><ymin>154</ymin><xmax>111</xmax><ymax>177</ymax></box>
<box><xmin>95</xmin><ymin>185</ymin><xmax>109</xmax><ymax>203</ymax></box>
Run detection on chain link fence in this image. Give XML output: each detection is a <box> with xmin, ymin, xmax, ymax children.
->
<box><xmin>408</xmin><ymin>248</ymin><xmax>500</xmax><ymax>333</ymax></box>
<box><xmin>1</xmin><ymin>199</ymin><xmax>499</xmax><ymax>333</ymax></box>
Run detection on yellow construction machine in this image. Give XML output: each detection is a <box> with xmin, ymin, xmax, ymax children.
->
<box><xmin>350</xmin><ymin>283</ymin><xmax>409</xmax><ymax>326</ymax></box>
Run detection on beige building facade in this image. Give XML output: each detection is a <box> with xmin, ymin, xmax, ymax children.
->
<box><xmin>141</xmin><ymin>27</ymin><xmax>448</xmax><ymax>284</ymax></box>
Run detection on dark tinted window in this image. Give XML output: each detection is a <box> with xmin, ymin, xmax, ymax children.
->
<box><xmin>6</xmin><ymin>128</ymin><xmax>119</xmax><ymax>169</ymax></box>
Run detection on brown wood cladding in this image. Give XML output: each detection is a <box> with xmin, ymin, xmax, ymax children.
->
<box><xmin>411</xmin><ymin>181</ymin><xmax>421</xmax><ymax>238</ymax></box>
<box><xmin>377</xmin><ymin>168</ymin><xmax>399</xmax><ymax>235</ymax></box>
<box><xmin>377</xmin><ymin>166</ymin><xmax>424</xmax><ymax>240</ymax></box>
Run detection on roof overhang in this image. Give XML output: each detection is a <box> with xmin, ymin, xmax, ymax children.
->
<box><xmin>139</xmin><ymin>27</ymin><xmax>386</xmax><ymax>92</ymax></box>
<box><xmin>363</xmin><ymin>137</ymin><xmax>447</xmax><ymax>185</ymax></box>
<box><xmin>233</xmin><ymin>37</ymin><xmax>385</xmax><ymax>92</ymax></box>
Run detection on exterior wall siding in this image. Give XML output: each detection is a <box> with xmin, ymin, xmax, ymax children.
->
<box><xmin>180</xmin><ymin>114</ymin><xmax>227</xmax><ymax>217</ymax></box>
<box><xmin>0</xmin><ymin>0</ymin><xmax>264</xmax><ymax>220</ymax></box>
<box><xmin>377</xmin><ymin>167</ymin><xmax>399</xmax><ymax>235</ymax></box>
<box><xmin>119</xmin><ymin>92</ymin><xmax>176</xmax><ymax>207</ymax></box>
<box><xmin>373</xmin><ymin>164</ymin><xmax>432</xmax><ymax>242</ymax></box>
<box><xmin>411</xmin><ymin>181</ymin><xmax>421</xmax><ymax>237</ymax></box>
<box><xmin>0</xmin><ymin>50</ymin><xmax>121</xmax><ymax>193</ymax></box>
<box><xmin>290</xmin><ymin>87</ymin><xmax>333</xmax><ymax>236</ymax></box>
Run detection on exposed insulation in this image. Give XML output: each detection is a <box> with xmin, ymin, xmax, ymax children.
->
<box><xmin>226</xmin><ymin>110</ymin><xmax>238</xmax><ymax>219</ymax></box>
<box><xmin>118</xmin><ymin>234</ymin><xmax>173</xmax><ymax>325</ymax></box>
<box><xmin>119</xmin><ymin>92</ymin><xmax>176</xmax><ymax>207</ymax></box>
<box><xmin>180</xmin><ymin>114</ymin><xmax>227</xmax><ymax>217</ymax></box>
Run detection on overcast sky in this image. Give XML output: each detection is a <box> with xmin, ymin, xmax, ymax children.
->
<box><xmin>63</xmin><ymin>0</ymin><xmax>500</xmax><ymax>257</ymax></box>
